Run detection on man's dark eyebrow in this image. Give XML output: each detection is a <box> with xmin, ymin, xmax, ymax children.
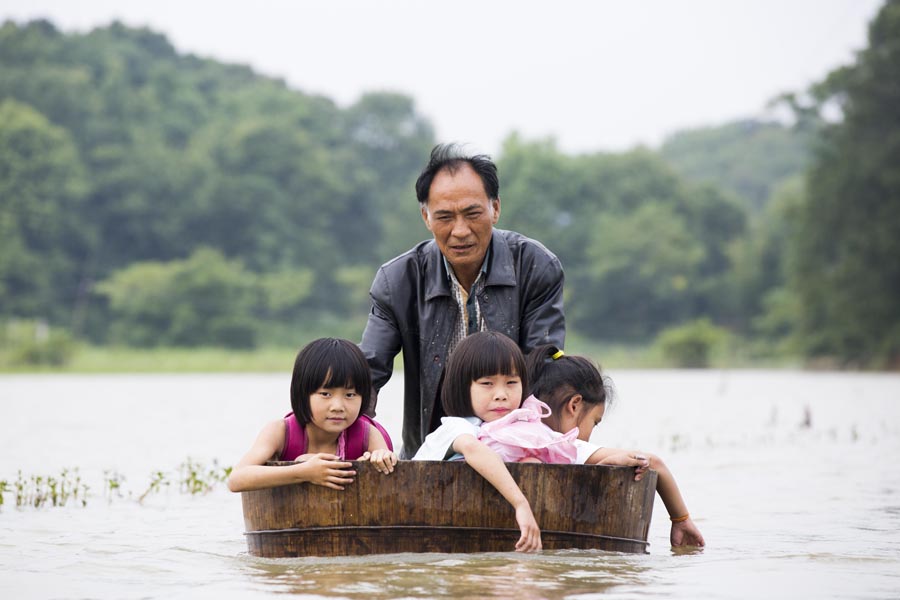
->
<box><xmin>433</xmin><ymin>203</ymin><xmax>485</xmax><ymax>216</ymax></box>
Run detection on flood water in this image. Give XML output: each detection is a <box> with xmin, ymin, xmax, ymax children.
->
<box><xmin>1</xmin><ymin>370</ymin><xmax>899</xmax><ymax>599</ymax></box>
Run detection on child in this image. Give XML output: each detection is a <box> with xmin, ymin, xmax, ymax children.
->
<box><xmin>412</xmin><ymin>331</ymin><xmax>550</xmax><ymax>552</ymax></box>
<box><xmin>227</xmin><ymin>338</ymin><xmax>397</xmax><ymax>493</ymax></box>
<box><xmin>526</xmin><ymin>344</ymin><xmax>706</xmax><ymax>548</ymax></box>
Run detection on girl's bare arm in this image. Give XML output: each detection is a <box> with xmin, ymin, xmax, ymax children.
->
<box><xmin>452</xmin><ymin>434</ymin><xmax>542</xmax><ymax>552</ymax></box>
<box><xmin>586</xmin><ymin>446</ymin><xmax>704</xmax><ymax>547</ymax></box>
<box><xmin>362</xmin><ymin>422</ymin><xmax>398</xmax><ymax>474</ymax></box>
<box><xmin>227</xmin><ymin>420</ymin><xmax>355</xmax><ymax>491</ymax></box>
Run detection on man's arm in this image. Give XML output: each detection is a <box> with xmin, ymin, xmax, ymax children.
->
<box><xmin>519</xmin><ymin>252</ymin><xmax>565</xmax><ymax>353</ymax></box>
<box><xmin>359</xmin><ymin>267</ymin><xmax>402</xmax><ymax>410</ymax></box>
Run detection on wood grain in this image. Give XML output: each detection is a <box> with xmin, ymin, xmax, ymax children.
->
<box><xmin>242</xmin><ymin>460</ymin><xmax>657</xmax><ymax>557</ymax></box>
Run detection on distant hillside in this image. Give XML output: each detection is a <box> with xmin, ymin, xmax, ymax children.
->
<box><xmin>659</xmin><ymin>119</ymin><xmax>813</xmax><ymax>213</ymax></box>
<box><xmin>0</xmin><ymin>19</ymin><xmax>434</xmax><ymax>341</ymax></box>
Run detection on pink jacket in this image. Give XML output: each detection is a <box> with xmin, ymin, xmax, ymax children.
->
<box><xmin>478</xmin><ymin>395</ymin><xmax>579</xmax><ymax>464</ymax></box>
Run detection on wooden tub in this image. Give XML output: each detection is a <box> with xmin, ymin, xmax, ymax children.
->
<box><xmin>241</xmin><ymin>460</ymin><xmax>657</xmax><ymax>557</ymax></box>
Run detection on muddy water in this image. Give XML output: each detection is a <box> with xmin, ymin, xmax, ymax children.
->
<box><xmin>1</xmin><ymin>370</ymin><xmax>898</xmax><ymax>599</ymax></box>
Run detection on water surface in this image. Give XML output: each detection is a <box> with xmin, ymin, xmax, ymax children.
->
<box><xmin>1</xmin><ymin>370</ymin><xmax>898</xmax><ymax>598</ymax></box>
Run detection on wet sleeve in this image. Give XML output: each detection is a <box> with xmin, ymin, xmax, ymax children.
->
<box><xmin>360</xmin><ymin>267</ymin><xmax>402</xmax><ymax>402</ymax></box>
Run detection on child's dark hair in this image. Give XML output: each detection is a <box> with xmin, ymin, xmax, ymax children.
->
<box><xmin>526</xmin><ymin>344</ymin><xmax>613</xmax><ymax>432</ymax></box>
<box><xmin>441</xmin><ymin>331</ymin><xmax>529</xmax><ymax>417</ymax></box>
<box><xmin>290</xmin><ymin>338</ymin><xmax>373</xmax><ymax>425</ymax></box>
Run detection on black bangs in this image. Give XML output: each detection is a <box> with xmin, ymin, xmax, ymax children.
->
<box><xmin>465</xmin><ymin>341</ymin><xmax>523</xmax><ymax>380</ymax></box>
<box><xmin>441</xmin><ymin>331</ymin><xmax>529</xmax><ymax>418</ymax></box>
<box><xmin>290</xmin><ymin>338</ymin><xmax>373</xmax><ymax>425</ymax></box>
<box><xmin>319</xmin><ymin>355</ymin><xmax>368</xmax><ymax>391</ymax></box>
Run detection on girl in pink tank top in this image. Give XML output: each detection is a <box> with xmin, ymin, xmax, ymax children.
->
<box><xmin>228</xmin><ymin>338</ymin><xmax>396</xmax><ymax>493</ymax></box>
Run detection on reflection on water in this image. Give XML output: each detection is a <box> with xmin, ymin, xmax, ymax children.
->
<box><xmin>241</xmin><ymin>551</ymin><xmax>650</xmax><ymax>598</ymax></box>
<box><xmin>1</xmin><ymin>371</ymin><xmax>900</xmax><ymax>599</ymax></box>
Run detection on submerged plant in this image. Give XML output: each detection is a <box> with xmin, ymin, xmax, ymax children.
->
<box><xmin>5</xmin><ymin>458</ymin><xmax>233</xmax><ymax>509</ymax></box>
<box><xmin>138</xmin><ymin>470</ymin><xmax>171</xmax><ymax>504</ymax></box>
<box><xmin>9</xmin><ymin>469</ymin><xmax>89</xmax><ymax>508</ymax></box>
<box><xmin>103</xmin><ymin>470</ymin><xmax>127</xmax><ymax>501</ymax></box>
<box><xmin>178</xmin><ymin>458</ymin><xmax>231</xmax><ymax>495</ymax></box>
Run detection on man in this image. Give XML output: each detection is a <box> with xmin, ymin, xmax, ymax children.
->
<box><xmin>360</xmin><ymin>143</ymin><xmax>565</xmax><ymax>458</ymax></box>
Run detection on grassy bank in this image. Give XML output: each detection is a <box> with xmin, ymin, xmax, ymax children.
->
<box><xmin>566</xmin><ymin>335</ymin><xmax>804</xmax><ymax>371</ymax></box>
<box><xmin>0</xmin><ymin>345</ymin><xmax>299</xmax><ymax>373</ymax></box>
<box><xmin>0</xmin><ymin>339</ymin><xmax>803</xmax><ymax>374</ymax></box>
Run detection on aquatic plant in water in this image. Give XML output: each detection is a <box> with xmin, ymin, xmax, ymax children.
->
<box><xmin>1</xmin><ymin>459</ymin><xmax>233</xmax><ymax>509</ymax></box>
<box><xmin>3</xmin><ymin>469</ymin><xmax>90</xmax><ymax>508</ymax></box>
<box><xmin>137</xmin><ymin>470</ymin><xmax>170</xmax><ymax>504</ymax></box>
<box><xmin>103</xmin><ymin>470</ymin><xmax>127</xmax><ymax>502</ymax></box>
<box><xmin>178</xmin><ymin>458</ymin><xmax>232</xmax><ymax>496</ymax></box>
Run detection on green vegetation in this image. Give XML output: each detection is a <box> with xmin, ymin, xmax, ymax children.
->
<box><xmin>4</xmin><ymin>469</ymin><xmax>89</xmax><ymax>508</ymax></box>
<box><xmin>0</xmin><ymin>459</ymin><xmax>232</xmax><ymax>510</ymax></box>
<box><xmin>1</xmin><ymin>319</ymin><xmax>76</xmax><ymax>366</ymax></box>
<box><xmin>654</xmin><ymin>319</ymin><xmax>729</xmax><ymax>369</ymax></box>
<box><xmin>1</xmin><ymin>3</ymin><xmax>898</xmax><ymax>370</ymax></box>
<box><xmin>0</xmin><ymin>345</ymin><xmax>306</xmax><ymax>373</ymax></box>
<box><xmin>785</xmin><ymin>1</ymin><xmax>900</xmax><ymax>368</ymax></box>
<box><xmin>660</xmin><ymin>119</ymin><xmax>813</xmax><ymax>214</ymax></box>
<box><xmin>97</xmin><ymin>248</ymin><xmax>262</xmax><ymax>348</ymax></box>
<box><xmin>0</xmin><ymin>19</ymin><xmax>432</xmax><ymax>352</ymax></box>
<box><xmin>499</xmin><ymin>140</ymin><xmax>747</xmax><ymax>342</ymax></box>
<box><xmin>178</xmin><ymin>458</ymin><xmax>231</xmax><ymax>496</ymax></box>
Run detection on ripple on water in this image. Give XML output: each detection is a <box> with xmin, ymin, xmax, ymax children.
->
<box><xmin>3</xmin><ymin>371</ymin><xmax>900</xmax><ymax>600</ymax></box>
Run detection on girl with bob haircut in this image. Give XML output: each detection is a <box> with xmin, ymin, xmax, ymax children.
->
<box><xmin>414</xmin><ymin>331</ymin><xmax>581</xmax><ymax>552</ymax></box>
<box><xmin>228</xmin><ymin>338</ymin><xmax>396</xmax><ymax>492</ymax></box>
<box><xmin>526</xmin><ymin>343</ymin><xmax>705</xmax><ymax>548</ymax></box>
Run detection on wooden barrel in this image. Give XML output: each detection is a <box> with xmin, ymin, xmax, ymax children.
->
<box><xmin>241</xmin><ymin>461</ymin><xmax>657</xmax><ymax>557</ymax></box>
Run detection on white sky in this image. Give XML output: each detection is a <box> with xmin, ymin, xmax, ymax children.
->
<box><xmin>0</xmin><ymin>0</ymin><xmax>884</xmax><ymax>154</ymax></box>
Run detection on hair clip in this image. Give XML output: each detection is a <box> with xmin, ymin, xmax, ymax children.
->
<box><xmin>551</xmin><ymin>349</ymin><xmax>565</xmax><ymax>360</ymax></box>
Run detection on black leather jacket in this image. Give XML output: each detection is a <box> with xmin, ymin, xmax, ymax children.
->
<box><xmin>360</xmin><ymin>229</ymin><xmax>566</xmax><ymax>458</ymax></box>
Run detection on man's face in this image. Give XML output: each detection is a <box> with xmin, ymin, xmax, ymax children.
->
<box><xmin>421</xmin><ymin>163</ymin><xmax>500</xmax><ymax>282</ymax></box>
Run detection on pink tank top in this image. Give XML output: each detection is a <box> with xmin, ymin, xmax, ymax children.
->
<box><xmin>279</xmin><ymin>413</ymin><xmax>393</xmax><ymax>461</ymax></box>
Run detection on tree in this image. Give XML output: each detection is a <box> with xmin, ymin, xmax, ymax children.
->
<box><xmin>0</xmin><ymin>20</ymin><xmax>437</xmax><ymax>342</ymax></box>
<box><xmin>96</xmin><ymin>248</ymin><xmax>261</xmax><ymax>348</ymax></box>
<box><xmin>0</xmin><ymin>99</ymin><xmax>90</xmax><ymax>324</ymax></box>
<box><xmin>577</xmin><ymin>203</ymin><xmax>705</xmax><ymax>340</ymax></box>
<box><xmin>660</xmin><ymin>119</ymin><xmax>812</xmax><ymax>213</ymax></box>
<box><xmin>788</xmin><ymin>0</ymin><xmax>900</xmax><ymax>367</ymax></box>
<box><xmin>343</xmin><ymin>92</ymin><xmax>435</xmax><ymax>260</ymax></box>
<box><xmin>728</xmin><ymin>176</ymin><xmax>805</xmax><ymax>338</ymax></box>
<box><xmin>499</xmin><ymin>136</ymin><xmax>746</xmax><ymax>342</ymax></box>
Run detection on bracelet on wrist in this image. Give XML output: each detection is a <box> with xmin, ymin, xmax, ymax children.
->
<box><xmin>670</xmin><ymin>513</ymin><xmax>690</xmax><ymax>523</ymax></box>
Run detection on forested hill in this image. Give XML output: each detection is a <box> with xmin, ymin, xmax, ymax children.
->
<box><xmin>660</xmin><ymin>119</ymin><xmax>813</xmax><ymax>214</ymax></box>
<box><xmin>0</xmin><ymin>19</ymin><xmax>435</xmax><ymax>344</ymax></box>
<box><xmin>2</xmin><ymin>7</ymin><xmax>897</xmax><ymax>369</ymax></box>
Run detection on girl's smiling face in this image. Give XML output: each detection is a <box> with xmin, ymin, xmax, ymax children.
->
<box><xmin>470</xmin><ymin>373</ymin><xmax>523</xmax><ymax>422</ymax></box>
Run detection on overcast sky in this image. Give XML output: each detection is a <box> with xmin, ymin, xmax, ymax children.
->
<box><xmin>1</xmin><ymin>0</ymin><xmax>884</xmax><ymax>154</ymax></box>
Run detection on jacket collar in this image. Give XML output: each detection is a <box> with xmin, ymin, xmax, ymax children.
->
<box><xmin>424</xmin><ymin>229</ymin><xmax>516</xmax><ymax>301</ymax></box>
